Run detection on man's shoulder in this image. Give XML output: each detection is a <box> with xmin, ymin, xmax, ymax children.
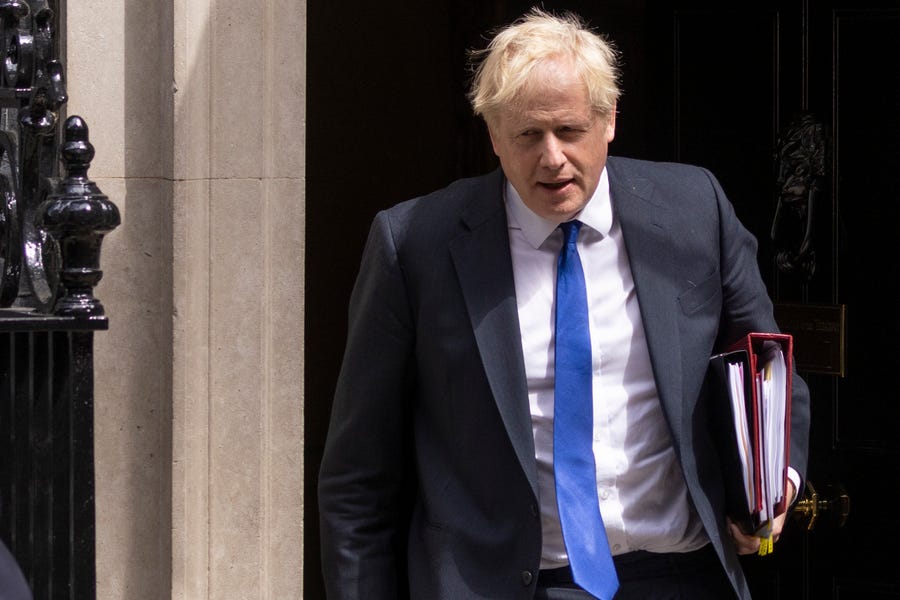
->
<box><xmin>364</xmin><ymin>169</ymin><xmax>505</xmax><ymax>254</ymax></box>
<box><xmin>607</xmin><ymin>156</ymin><xmax>723</xmax><ymax>201</ymax></box>
<box><xmin>608</xmin><ymin>155</ymin><xmax>711</xmax><ymax>181</ymax></box>
<box><xmin>378</xmin><ymin>169</ymin><xmax>505</xmax><ymax>240</ymax></box>
<box><xmin>390</xmin><ymin>169</ymin><xmax>503</xmax><ymax>214</ymax></box>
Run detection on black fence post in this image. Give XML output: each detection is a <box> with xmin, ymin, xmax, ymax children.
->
<box><xmin>0</xmin><ymin>3</ymin><xmax>118</xmax><ymax>599</ymax></box>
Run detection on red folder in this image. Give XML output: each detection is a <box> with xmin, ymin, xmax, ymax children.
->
<box><xmin>708</xmin><ymin>332</ymin><xmax>793</xmax><ymax>536</ymax></box>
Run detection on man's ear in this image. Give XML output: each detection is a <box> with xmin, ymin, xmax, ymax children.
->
<box><xmin>605</xmin><ymin>105</ymin><xmax>617</xmax><ymax>143</ymax></box>
<box><xmin>487</xmin><ymin>122</ymin><xmax>501</xmax><ymax>156</ymax></box>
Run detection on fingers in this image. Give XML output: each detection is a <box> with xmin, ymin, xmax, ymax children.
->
<box><xmin>727</xmin><ymin>518</ymin><xmax>761</xmax><ymax>555</ymax></box>
<box><xmin>771</xmin><ymin>515</ymin><xmax>786</xmax><ymax>540</ymax></box>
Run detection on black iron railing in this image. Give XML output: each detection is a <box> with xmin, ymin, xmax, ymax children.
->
<box><xmin>0</xmin><ymin>1</ymin><xmax>118</xmax><ymax>598</ymax></box>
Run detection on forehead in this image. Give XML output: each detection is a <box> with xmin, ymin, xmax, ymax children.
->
<box><xmin>498</xmin><ymin>67</ymin><xmax>595</xmax><ymax>128</ymax></box>
<box><xmin>498</xmin><ymin>86</ymin><xmax>597</xmax><ymax>127</ymax></box>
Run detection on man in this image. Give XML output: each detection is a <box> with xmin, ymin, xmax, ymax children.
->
<box><xmin>0</xmin><ymin>540</ymin><xmax>31</xmax><ymax>600</ymax></box>
<box><xmin>318</xmin><ymin>8</ymin><xmax>810</xmax><ymax>600</ymax></box>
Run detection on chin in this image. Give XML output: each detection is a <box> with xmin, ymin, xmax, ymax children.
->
<box><xmin>550</xmin><ymin>200</ymin><xmax>587</xmax><ymax>220</ymax></box>
<box><xmin>523</xmin><ymin>190</ymin><xmax>586</xmax><ymax>221</ymax></box>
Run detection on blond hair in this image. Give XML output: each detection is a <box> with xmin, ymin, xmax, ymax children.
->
<box><xmin>468</xmin><ymin>8</ymin><xmax>621</xmax><ymax>124</ymax></box>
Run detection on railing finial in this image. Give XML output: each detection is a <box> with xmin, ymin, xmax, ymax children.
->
<box><xmin>37</xmin><ymin>115</ymin><xmax>120</xmax><ymax>316</ymax></box>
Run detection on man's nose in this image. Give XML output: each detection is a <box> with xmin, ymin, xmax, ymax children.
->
<box><xmin>539</xmin><ymin>135</ymin><xmax>566</xmax><ymax>169</ymax></box>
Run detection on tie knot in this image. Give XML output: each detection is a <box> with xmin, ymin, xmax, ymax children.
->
<box><xmin>560</xmin><ymin>220</ymin><xmax>582</xmax><ymax>246</ymax></box>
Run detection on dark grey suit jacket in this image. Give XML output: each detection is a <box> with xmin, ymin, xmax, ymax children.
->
<box><xmin>318</xmin><ymin>156</ymin><xmax>811</xmax><ymax>600</ymax></box>
<box><xmin>0</xmin><ymin>540</ymin><xmax>31</xmax><ymax>600</ymax></box>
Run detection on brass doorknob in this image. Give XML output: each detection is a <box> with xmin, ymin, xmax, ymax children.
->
<box><xmin>792</xmin><ymin>480</ymin><xmax>850</xmax><ymax>531</ymax></box>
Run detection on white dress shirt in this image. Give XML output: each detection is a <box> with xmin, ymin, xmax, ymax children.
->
<box><xmin>505</xmin><ymin>168</ymin><xmax>709</xmax><ymax>569</ymax></box>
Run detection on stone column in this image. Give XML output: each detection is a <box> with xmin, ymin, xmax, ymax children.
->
<box><xmin>65</xmin><ymin>0</ymin><xmax>306</xmax><ymax>597</ymax></box>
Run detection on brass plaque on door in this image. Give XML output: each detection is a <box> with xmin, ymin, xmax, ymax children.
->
<box><xmin>774</xmin><ymin>303</ymin><xmax>846</xmax><ymax>376</ymax></box>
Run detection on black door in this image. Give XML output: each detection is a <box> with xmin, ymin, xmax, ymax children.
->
<box><xmin>633</xmin><ymin>2</ymin><xmax>900</xmax><ymax>597</ymax></box>
<box><xmin>305</xmin><ymin>1</ymin><xmax>900</xmax><ymax>597</ymax></box>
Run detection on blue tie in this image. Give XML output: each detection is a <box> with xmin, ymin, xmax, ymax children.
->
<box><xmin>554</xmin><ymin>220</ymin><xmax>619</xmax><ymax>600</ymax></box>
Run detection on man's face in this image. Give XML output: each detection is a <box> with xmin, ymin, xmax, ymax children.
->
<box><xmin>488</xmin><ymin>59</ymin><xmax>615</xmax><ymax>222</ymax></box>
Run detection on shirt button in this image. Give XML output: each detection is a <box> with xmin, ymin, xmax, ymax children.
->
<box><xmin>521</xmin><ymin>570</ymin><xmax>534</xmax><ymax>586</ymax></box>
<box><xmin>599</xmin><ymin>489</ymin><xmax>610</xmax><ymax>500</ymax></box>
<box><xmin>613</xmin><ymin>544</ymin><xmax>622</xmax><ymax>552</ymax></box>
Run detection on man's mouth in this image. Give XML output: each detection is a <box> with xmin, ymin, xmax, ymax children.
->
<box><xmin>539</xmin><ymin>179</ymin><xmax>573</xmax><ymax>191</ymax></box>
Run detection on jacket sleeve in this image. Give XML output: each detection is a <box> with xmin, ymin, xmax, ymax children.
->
<box><xmin>317</xmin><ymin>209</ymin><xmax>416</xmax><ymax>599</ymax></box>
<box><xmin>709</xmin><ymin>167</ymin><xmax>811</xmax><ymax>489</ymax></box>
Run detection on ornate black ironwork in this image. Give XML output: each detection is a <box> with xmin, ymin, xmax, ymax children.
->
<box><xmin>1</xmin><ymin>321</ymin><xmax>103</xmax><ymax>599</ymax></box>
<box><xmin>0</xmin><ymin>0</ymin><xmax>108</xmax><ymax>313</ymax></box>
<box><xmin>38</xmin><ymin>117</ymin><xmax>119</xmax><ymax>316</ymax></box>
<box><xmin>0</xmin><ymin>2</ymin><xmax>117</xmax><ymax>599</ymax></box>
<box><xmin>771</xmin><ymin>112</ymin><xmax>828</xmax><ymax>281</ymax></box>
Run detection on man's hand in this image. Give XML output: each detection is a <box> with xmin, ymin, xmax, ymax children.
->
<box><xmin>727</xmin><ymin>481</ymin><xmax>797</xmax><ymax>555</ymax></box>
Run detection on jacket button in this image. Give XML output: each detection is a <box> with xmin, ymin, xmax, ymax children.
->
<box><xmin>530</xmin><ymin>503</ymin><xmax>539</xmax><ymax>517</ymax></box>
<box><xmin>521</xmin><ymin>570</ymin><xmax>534</xmax><ymax>586</ymax></box>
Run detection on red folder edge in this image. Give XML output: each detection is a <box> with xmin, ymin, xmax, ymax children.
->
<box><xmin>727</xmin><ymin>332</ymin><xmax>793</xmax><ymax>520</ymax></box>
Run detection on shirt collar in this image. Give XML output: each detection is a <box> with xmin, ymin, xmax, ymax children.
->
<box><xmin>504</xmin><ymin>167</ymin><xmax>613</xmax><ymax>249</ymax></box>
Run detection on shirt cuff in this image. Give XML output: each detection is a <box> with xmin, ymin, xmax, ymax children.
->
<box><xmin>786</xmin><ymin>467</ymin><xmax>802</xmax><ymax>506</ymax></box>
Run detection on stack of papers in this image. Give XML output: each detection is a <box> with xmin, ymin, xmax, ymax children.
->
<box><xmin>708</xmin><ymin>333</ymin><xmax>793</xmax><ymax>538</ymax></box>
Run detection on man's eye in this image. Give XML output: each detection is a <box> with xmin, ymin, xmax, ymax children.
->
<box><xmin>560</xmin><ymin>128</ymin><xmax>587</xmax><ymax>141</ymax></box>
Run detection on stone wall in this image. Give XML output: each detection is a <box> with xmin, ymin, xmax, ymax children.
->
<box><xmin>65</xmin><ymin>1</ymin><xmax>306</xmax><ymax>597</ymax></box>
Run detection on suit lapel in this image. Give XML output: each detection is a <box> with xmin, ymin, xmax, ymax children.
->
<box><xmin>448</xmin><ymin>173</ymin><xmax>539</xmax><ymax>497</ymax></box>
<box><xmin>447</xmin><ymin>161</ymin><xmax>694</xmax><ymax>492</ymax></box>
<box><xmin>606</xmin><ymin>159</ymin><xmax>686</xmax><ymax>449</ymax></box>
